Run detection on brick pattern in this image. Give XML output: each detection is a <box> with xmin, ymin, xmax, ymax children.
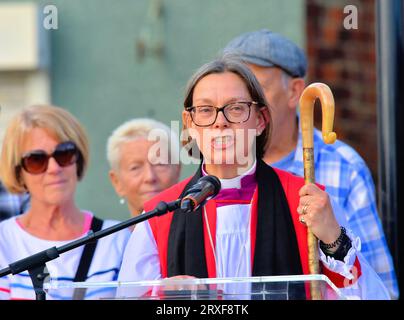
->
<box><xmin>306</xmin><ymin>0</ymin><xmax>378</xmax><ymax>180</ymax></box>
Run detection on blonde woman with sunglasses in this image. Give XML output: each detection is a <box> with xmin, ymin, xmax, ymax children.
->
<box><xmin>0</xmin><ymin>105</ymin><xmax>130</xmax><ymax>300</ymax></box>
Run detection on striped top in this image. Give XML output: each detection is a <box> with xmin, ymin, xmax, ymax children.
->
<box><xmin>0</xmin><ymin>211</ymin><xmax>131</xmax><ymax>300</ymax></box>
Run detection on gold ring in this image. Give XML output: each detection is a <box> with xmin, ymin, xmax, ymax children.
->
<box><xmin>300</xmin><ymin>216</ymin><xmax>306</xmax><ymax>225</ymax></box>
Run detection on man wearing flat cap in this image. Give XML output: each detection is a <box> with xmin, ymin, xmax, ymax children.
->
<box><xmin>223</xmin><ymin>29</ymin><xmax>398</xmax><ymax>299</ymax></box>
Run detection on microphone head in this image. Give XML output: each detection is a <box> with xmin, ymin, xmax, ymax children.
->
<box><xmin>180</xmin><ymin>175</ymin><xmax>221</xmax><ymax>213</ymax></box>
<box><xmin>199</xmin><ymin>175</ymin><xmax>221</xmax><ymax>197</ymax></box>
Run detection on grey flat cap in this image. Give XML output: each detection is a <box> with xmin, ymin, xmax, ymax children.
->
<box><xmin>223</xmin><ymin>29</ymin><xmax>307</xmax><ymax>78</ymax></box>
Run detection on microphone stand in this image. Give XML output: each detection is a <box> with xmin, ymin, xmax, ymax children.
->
<box><xmin>0</xmin><ymin>200</ymin><xmax>181</xmax><ymax>300</ymax></box>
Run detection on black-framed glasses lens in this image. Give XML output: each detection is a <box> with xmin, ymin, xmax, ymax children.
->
<box><xmin>189</xmin><ymin>102</ymin><xmax>254</xmax><ymax>126</ymax></box>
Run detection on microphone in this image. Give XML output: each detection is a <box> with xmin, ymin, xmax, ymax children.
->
<box><xmin>180</xmin><ymin>175</ymin><xmax>221</xmax><ymax>213</ymax></box>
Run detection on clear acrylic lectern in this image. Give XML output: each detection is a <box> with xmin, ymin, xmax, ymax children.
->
<box><xmin>43</xmin><ymin>274</ymin><xmax>346</xmax><ymax>300</ymax></box>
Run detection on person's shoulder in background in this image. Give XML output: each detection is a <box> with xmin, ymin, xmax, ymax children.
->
<box><xmin>0</xmin><ymin>181</ymin><xmax>30</xmax><ymax>222</ymax></box>
<box><xmin>313</xmin><ymin>128</ymin><xmax>375</xmax><ymax>191</ymax></box>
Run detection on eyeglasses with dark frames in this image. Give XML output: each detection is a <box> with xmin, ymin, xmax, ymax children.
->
<box><xmin>185</xmin><ymin>101</ymin><xmax>260</xmax><ymax>127</ymax></box>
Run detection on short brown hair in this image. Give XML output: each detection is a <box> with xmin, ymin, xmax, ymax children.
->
<box><xmin>0</xmin><ymin>105</ymin><xmax>89</xmax><ymax>193</ymax></box>
<box><xmin>182</xmin><ymin>55</ymin><xmax>272</xmax><ymax>159</ymax></box>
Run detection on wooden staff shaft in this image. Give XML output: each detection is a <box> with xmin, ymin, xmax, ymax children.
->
<box><xmin>299</xmin><ymin>83</ymin><xmax>336</xmax><ymax>300</ymax></box>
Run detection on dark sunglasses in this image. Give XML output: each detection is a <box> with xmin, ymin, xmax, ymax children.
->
<box><xmin>20</xmin><ymin>141</ymin><xmax>79</xmax><ymax>175</ymax></box>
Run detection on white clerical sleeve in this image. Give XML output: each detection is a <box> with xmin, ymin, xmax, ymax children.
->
<box><xmin>116</xmin><ymin>220</ymin><xmax>162</xmax><ymax>298</ymax></box>
<box><xmin>319</xmin><ymin>197</ymin><xmax>390</xmax><ymax>300</ymax></box>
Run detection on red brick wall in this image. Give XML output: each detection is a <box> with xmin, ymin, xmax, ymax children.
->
<box><xmin>306</xmin><ymin>0</ymin><xmax>378</xmax><ymax>180</ymax></box>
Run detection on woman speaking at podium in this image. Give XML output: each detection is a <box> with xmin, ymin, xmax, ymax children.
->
<box><xmin>117</xmin><ymin>56</ymin><xmax>389</xmax><ymax>299</ymax></box>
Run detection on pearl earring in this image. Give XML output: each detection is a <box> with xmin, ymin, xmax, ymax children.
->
<box><xmin>120</xmin><ymin>198</ymin><xmax>125</xmax><ymax>205</ymax></box>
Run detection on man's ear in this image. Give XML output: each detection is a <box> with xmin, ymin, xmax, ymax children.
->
<box><xmin>288</xmin><ymin>78</ymin><xmax>306</xmax><ymax>109</ymax></box>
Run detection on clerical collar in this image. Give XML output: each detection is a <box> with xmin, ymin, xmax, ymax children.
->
<box><xmin>202</xmin><ymin>160</ymin><xmax>257</xmax><ymax>190</ymax></box>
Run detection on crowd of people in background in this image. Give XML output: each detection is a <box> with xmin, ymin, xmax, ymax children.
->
<box><xmin>0</xmin><ymin>30</ymin><xmax>398</xmax><ymax>300</ymax></box>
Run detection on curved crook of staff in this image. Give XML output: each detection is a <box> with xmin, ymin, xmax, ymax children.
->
<box><xmin>299</xmin><ymin>82</ymin><xmax>337</xmax><ymax>300</ymax></box>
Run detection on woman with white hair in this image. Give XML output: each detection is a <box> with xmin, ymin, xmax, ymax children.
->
<box><xmin>107</xmin><ymin>118</ymin><xmax>181</xmax><ymax>218</ymax></box>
